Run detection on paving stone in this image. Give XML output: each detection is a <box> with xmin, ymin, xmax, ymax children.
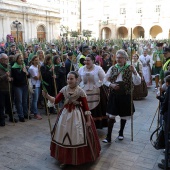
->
<box><xmin>0</xmin><ymin>87</ymin><xmax>163</xmax><ymax>169</ymax></box>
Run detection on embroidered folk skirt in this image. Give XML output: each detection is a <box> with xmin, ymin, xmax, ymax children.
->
<box><xmin>50</xmin><ymin>106</ymin><xmax>101</xmax><ymax>165</ymax></box>
<box><xmin>106</xmin><ymin>92</ymin><xmax>135</xmax><ymax>119</ymax></box>
<box><xmin>89</xmin><ymin>86</ymin><xmax>108</xmax><ymax>129</ymax></box>
<box><xmin>133</xmin><ymin>80</ymin><xmax>148</xmax><ymax>100</ymax></box>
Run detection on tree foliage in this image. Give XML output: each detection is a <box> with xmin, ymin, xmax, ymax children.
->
<box><xmin>70</xmin><ymin>31</ymin><xmax>79</xmax><ymax>37</ymax></box>
<box><xmin>82</xmin><ymin>29</ymin><xmax>92</xmax><ymax>37</ymax></box>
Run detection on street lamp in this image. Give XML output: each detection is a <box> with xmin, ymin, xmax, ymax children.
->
<box><xmin>13</xmin><ymin>20</ymin><xmax>21</xmax><ymax>44</ymax></box>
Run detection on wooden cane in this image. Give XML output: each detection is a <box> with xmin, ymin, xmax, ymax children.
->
<box><xmin>157</xmin><ymin>101</ymin><xmax>160</xmax><ymax>137</ymax></box>
<box><xmin>61</xmin><ymin>42</ymin><xmax>64</xmax><ymax>62</ymax></box>
<box><xmin>39</xmin><ymin>66</ymin><xmax>52</xmax><ymax>138</ymax></box>
<box><xmin>149</xmin><ymin>104</ymin><xmax>159</xmax><ymax>131</ymax></box>
<box><xmin>7</xmin><ymin>61</ymin><xmax>15</xmax><ymax>125</ymax></box>
<box><xmin>130</xmin><ymin>28</ymin><xmax>133</xmax><ymax>141</ymax></box>
<box><xmin>22</xmin><ymin>62</ymin><xmax>30</xmax><ymax>120</ymax></box>
<box><xmin>52</xmin><ymin>65</ymin><xmax>60</xmax><ymax>113</ymax></box>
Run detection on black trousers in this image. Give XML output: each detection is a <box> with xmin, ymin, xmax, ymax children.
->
<box><xmin>0</xmin><ymin>91</ymin><xmax>13</xmax><ymax>121</ymax></box>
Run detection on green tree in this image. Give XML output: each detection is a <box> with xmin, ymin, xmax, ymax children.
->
<box><xmin>82</xmin><ymin>29</ymin><xmax>92</xmax><ymax>37</ymax></box>
<box><xmin>70</xmin><ymin>31</ymin><xmax>79</xmax><ymax>37</ymax></box>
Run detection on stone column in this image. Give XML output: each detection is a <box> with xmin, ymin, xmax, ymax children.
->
<box><xmin>0</xmin><ymin>15</ymin><xmax>4</xmax><ymax>41</ymax></box>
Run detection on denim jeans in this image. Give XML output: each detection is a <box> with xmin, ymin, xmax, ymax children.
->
<box><xmin>14</xmin><ymin>85</ymin><xmax>28</xmax><ymax>118</ymax></box>
<box><xmin>31</xmin><ymin>87</ymin><xmax>40</xmax><ymax>115</ymax></box>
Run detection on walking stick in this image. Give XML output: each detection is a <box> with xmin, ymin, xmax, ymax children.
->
<box><xmin>40</xmin><ymin>67</ymin><xmax>52</xmax><ymax>138</ymax></box>
<box><xmin>130</xmin><ymin>28</ymin><xmax>133</xmax><ymax>141</ymax></box>
<box><xmin>52</xmin><ymin>65</ymin><xmax>60</xmax><ymax>113</ymax></box>
<box><xmin>22</xmin><ymin>61</ymin><xmax>30</xmax><ymax>120</ymax></box>
<box><xmin>149</xmin><ymin>104</ymin><xmax>159</xmax><ymax>131</ymax></box>
<box><xmin>7</xmin><ymin>60</ymin><xmax>15</xmax><ymax>125</ymax></box>
<box><xmin>61</xmin><ymin>42</ymin><xmax>64</xmax><ymax>62</ymax></box>
<box><xmin>157</xmin><ymin>102</ymin><xmax>160</xmax><ymax>137</ymax></box>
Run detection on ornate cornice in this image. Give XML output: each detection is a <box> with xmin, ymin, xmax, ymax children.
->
<box><xmin>0</xmin><ymin>0</ymin><xmax>61</xmax><ymax>19</ymax></box>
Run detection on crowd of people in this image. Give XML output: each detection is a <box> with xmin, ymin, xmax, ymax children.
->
<box><xmin>0</xmin><ymin>39</ymin><xmax>170</xmax><ymax>168</ymax></box>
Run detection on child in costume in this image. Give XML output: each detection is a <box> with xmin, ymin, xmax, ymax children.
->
<box><xmin>42</xmin><ymin>71</ymin><xmax>100</xmax><ymax>167</ymax></box>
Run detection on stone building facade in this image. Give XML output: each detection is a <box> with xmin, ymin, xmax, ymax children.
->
<box><xmin>81</xmin><ymin>0</ymin><xmax>170</xmax><ymax>40</ymax></box>
<box><xmin>0</xmin><ymin>0</ymin><xmax>61</xmax><ymax>43</ymax></box>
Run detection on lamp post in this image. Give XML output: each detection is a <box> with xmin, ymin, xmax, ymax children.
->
<box><xmin>13</xmin><ymin>20</ymin><xmax>21</xmax><ymax>44</ymax></box>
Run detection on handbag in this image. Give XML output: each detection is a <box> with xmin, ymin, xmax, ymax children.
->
<box><xmin>150</xmin><ymin>125</ymin><xmax>165</xmax><ymax>150</ymax></box>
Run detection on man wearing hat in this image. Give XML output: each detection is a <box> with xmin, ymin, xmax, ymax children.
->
<box><xmin>159</xmin><ymin>47</ymin><xmax>170</xmax><ymax>85</ymax></box>
<box><xmin>152</xmin><ymin>42</ymin><xmax>165</xmax><ymax>89</ymax></box>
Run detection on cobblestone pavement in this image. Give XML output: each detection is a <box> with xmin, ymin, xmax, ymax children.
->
<box><xmin>0</xmin><ymin>86</ymin><xmax>164</xmax><ymax>170</ymax></box>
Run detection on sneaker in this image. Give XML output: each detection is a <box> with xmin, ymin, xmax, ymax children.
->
<box><xmin>19</xmin><ymin>117</ymin><xmax>25</xmax><ymax>122</ymax></box>
<box><xmin>34</xmin><ymin>115</ymin><xmax>42</xmax><ymax>120</ymax></box>
<box><xmin>9</xmin><ymin>118</ymin><xmax>18</xmax><ymax>123</ymax></box>
<box><xmin>118</xmin><ymin>135</ymin><xmax>124</xmax><ymax>140</ymax></box>
<box><xmin>118</xmin><ymin>131</ymin><xmax>124</xmax><ymax>140</ymax></box>
<box><xmin>155</xmin><ymin>87</ymin><xmax>158</xmax><ymax>90</ymax></box>
<box><xmin>102</xmin><ymin>137</ymin><xmax>111</xmax><ymax>143</ymax></box>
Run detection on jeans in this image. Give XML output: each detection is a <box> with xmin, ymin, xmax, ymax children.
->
<box><xmin>14</xmin><ymin>85</ymin><xmax>28</xmax><ymax>118</ymax></box>
<box><xmin>31</xmin><ymin>87</ymin><xmax>40</xmax><ymax>115</ymax></box>
<box><xmin>0</xmin><ymin>91</ymin><xmax>13</xmax><ymax>122</ymax></box>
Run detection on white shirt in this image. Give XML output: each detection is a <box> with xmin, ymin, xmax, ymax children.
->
<box><xmin>78</xmin><ymin>65</ymin><xmax>105</xmax><ymax>90</ymax></box>
<box><xmin>104</xmin><ymin>66</ymin><xmax>141</xmax><ymax>87</ymax></box>
<box><xmin>28</xmin><ymin>65</ymin><xmax>41</xmax><ymax>87</ymax></box>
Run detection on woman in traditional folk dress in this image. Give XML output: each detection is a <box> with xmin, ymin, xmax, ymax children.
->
<box><xmin>78</xmin><ymin>54</ymin><xmax>108</xmax><ymax>129</ymax></box>
<box><xmin>132</xmin><ymin>54</ymin><xmax>148</xmax><ymax>100</ymax></box>
<box><xmin>42</xmin><ymin>71</ymin><xmax>100</xmax><ymax>167</ymax></box>
<box><xmin>139</xmin><ymin>49</ymin><xmax>152</xmax><ymax>87</ymax></box>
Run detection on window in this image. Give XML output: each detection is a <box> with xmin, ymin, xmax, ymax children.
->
<box><xmin>155</xmin><ymin>5</ymin><xmax>161</xmax><ymax>13</ymax></box>
<box><xmin>136</xmin><ymin>7</ymin><xmax>142</xmax><ymax>14</ymax></box>
<box><xmin>120</xmin><ymin>8</ymin><xmax>126</xmax><ymax>15</ymax></box>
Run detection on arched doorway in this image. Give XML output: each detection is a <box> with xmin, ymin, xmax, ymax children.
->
<box><xmin>101</xmin><ymin>27</ymin><xmax>111</xmax><ymax>39</ymax></box>
<box><xmin>133</xmin><ymin>26</ymin><xmax>145</xmax><ymax>38</ymax></box>
<box><xmin>117</xmin><ymin>26</ymin><xmax>128</xmax><ymax>38</ymax></box>
<box><xmin>11</xmin><ymin>21</ymin><xmax>23</xmax><ymax>43</ymax></box>
<box><xmin>150</xmin><ymin>25</ymin><xmax>163</xmax><ymax>39</ymax></box>
<box><xmin>37</xmin><ymin>25</ymin><xmax>46</xmax><ymax>42</ymax></box>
